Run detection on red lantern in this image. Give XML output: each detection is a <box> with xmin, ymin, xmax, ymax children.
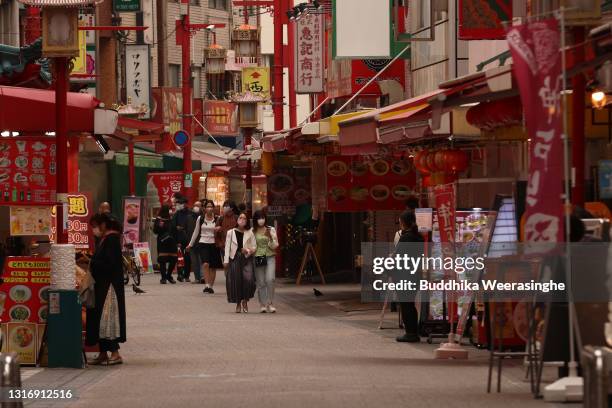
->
<box><xmin>422</xmin><ymin>175</ymin><xmax>432</xmax><ymax>187</ymax></box>
<box><xmin>414</xmin><ymin>150</ymin><xmax>430</xmax><ymax>175</ymax></box>
<box><xmin>443</xmin><ymin>149</ymin><xmax>468</xmax><ymax>174</ymax></box>
<box><xmin>434</xmin><ymin>150</ymin><xmax>447</xmax><ymax>172</ymax></box>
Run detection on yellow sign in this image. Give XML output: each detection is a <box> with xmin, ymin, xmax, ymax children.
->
<box><xmin>72</xmin><ymin>30</ymin><xmax>87</xmax><ymax>74</ymax></box>
<box><xmin>241</xmin><ymin>67</ymin><xmax>270</xmax><ymax>97</ymax></box>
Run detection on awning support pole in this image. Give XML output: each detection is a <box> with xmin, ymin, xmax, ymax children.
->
<box><xmin>55</xmin><ymin>57</ymin><xmax>69</xmax><ymax>244</ymax></box>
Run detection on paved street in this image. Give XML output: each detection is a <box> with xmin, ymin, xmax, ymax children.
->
<box><xmin>22</xmin><ymin>273</ymin><xmax>571</xmax><ymax>408</ymax></box>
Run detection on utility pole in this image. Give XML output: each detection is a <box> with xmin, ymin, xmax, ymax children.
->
<box><xmin>273</xmin><ymin>0</ymin><xmax>284</xmax><ymax>130</ymax></box>
<box><xmin>156</xmin><ymin>0</ymin><xmax>168</xmax><ymax>86</ymax></box>
<box><xmin>180</xmin><ymin>0</ymin><xmax>194</xmax><ymax>203</ymax></box>
<box><xmin>287</xmin><ymin>0</ymin><xmax>297</xmax><ymax>128</ymax></box>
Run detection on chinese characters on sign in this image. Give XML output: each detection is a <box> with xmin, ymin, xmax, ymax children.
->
<box><xmin>49</xmin><ymin>193</ymin><xmax>94</xmax><ymax>250</ymax></box>
<box><xmin>506</xmin><ymin>19</ymin><xmax>563</xmax><ymax>247</ymax></box>
<box><xmin>126</xmin><ymin>44</ymin><xmax>151</xmax><ymax>118</ymax></box>
<box><xmin>433</xmin><ymin>183</ymin><xmax>456</xmax><ymax>245</ymax></box>
<box><xmin>241</xmin><ymin>67</ymin><xmax>270</xmax><ymax>97</ymax></box>
<box><xmin>294</xmin><ymin>13</ymin><xmax>324</xmax><ymax>93</ymax></box>
<box><xmin>203</xmin><ymin>101</ymin><xmax>239</xmax><ymax>136</ymax></box>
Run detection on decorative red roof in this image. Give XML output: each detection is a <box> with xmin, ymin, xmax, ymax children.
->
<box><xmin>18</xmin><ymin>0</ymin><xmax>101</xmax><ymax>7</ymax></box>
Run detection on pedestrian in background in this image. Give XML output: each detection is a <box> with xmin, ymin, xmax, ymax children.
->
<box><xmin>224</xmin><ymin>212</ymin><xmax>256</xmax><ymax>313</ymax></box>
<box><xmin>252</xmin><ymin>211</ymin><xmax>279</xmax><ymax>313</ymax></box>
<box><xmin>153</xmin><ymin>204</ymin><xmax>177</xmax><ymax>284</ymax></box>
<box><xmin>87</xmin><ymin>213</ymin><xmax>126</xmax><ymax>365</ymax></box>
<box><xmin>188</xmin><ymin>199</ymin><xmax>223</xmax><ymax>294</ymax></box>
<box><xmin>171</xmin><ymin>195</ymin><xmax>195</xmax><ymax>282</ymax></box>
<box><xmin>190</xmin><ymin>199</ymin><xmax>203</xmax><ymax>284</ymax></box>
<box><xmin>216</xmin><ymin>200</ymin><xmax>239</xmax><ymax>266</ymax></box>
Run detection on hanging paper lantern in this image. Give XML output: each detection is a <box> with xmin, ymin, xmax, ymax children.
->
<box><xmin>422</xmin><ymin>175</ymin><xmax>432</xmax><ymax>187</ymax></box>
<box><xmin>414</xmin><ymin>150</ymin><xmax>430</xmax><ymax>175</ymax></box>
<box><xmin>443</xmin><ymin>149</ymin><xmax>468</xmax><ymax>174</ymax></box>
<box><xmin>261</xmin><ymin>151</ymin><xmax>275</xmax><ymax>176</ymax></box>
<box><xmin>434</xmin><ymin>150</ymin><xmax>447</xmax><ymax>172</ymax></box>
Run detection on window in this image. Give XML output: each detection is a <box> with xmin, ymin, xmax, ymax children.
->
<box><xmin>409</xmin><ymin>0</ymin><xmax>448</xmax><ymax>33</ymax></box>
<box><xmin>169</xmin><ymin>64</ymin><xmax>181</xmax><ymax>88</ymax></box>
<box><xmin>209</xmin><ymin>0</ymin><xmax>227</xmax><ymax>10</ymax></box>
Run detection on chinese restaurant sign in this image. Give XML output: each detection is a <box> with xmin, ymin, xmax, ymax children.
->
<box><xmin>0</xmin><ymin>257</ymin><xmax>51</xmax><ymax>365</ymax></box>
<box><xmin>146</xmin><ymin>171</ymin><xmax>202</xmax><ymax>209</ymax></box>
<box><xmin>325</xmin><ymin>156</ymin><xmax>416</xmax><ymax>212</ymax></box>
<box><xmin>459</xmin><ymin>0</ymin><xmax>512</xmax><ymax>40</ymax></box>
<box><xmin>113</xmin><ymin>0</ymin><xmax>140</xmax><ymax>12</ymax></box>
<box><xmin>126</xmin><ymin>44</ymin><xmax>151</xmax><ymax>119</ymax></box>
<box><xmin>294</xmin><ymin>13</ymin><xmax>324</xmax><ymax>93</ymax></box>
<box><xmin>0</xmin><ymin>138</ymin><xmax>56</xmax><ymax>204</ymax></box>
<box><xmin>241</xmin><ymin>67</ymin><xmax>270</xmax><ymax>97</ymax></box>
<box><xmin>506</xmin><ymin>19</ymin><xmax>564</xmax><ymax>245</ymax></box>
<box><xmin>267</xmin><ymin>168</ymin><xmax>311</xmax><ymax>217</ymax></box>
<box><xmin>203</xmin><ymin>100</ymin><xmax>239</xmax><ymax>136</ymax></box>
<box><xmin>151</xmin><ymin>88</ymin><xmax>182</xmax><ymax>134</ymax></box>
<box><xmin>433</xmin><ymin>183</ymin><xmax>456</xmax><ymax>244</ymax></box>
<box><xmin>49</xmin><ymin>193</ymin><xmax>94</xmax><ymax>250</ymax></box>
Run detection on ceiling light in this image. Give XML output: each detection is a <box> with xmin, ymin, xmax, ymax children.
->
<box><xmin>592</xmin><ymin>90</ymin><xmax>607</xmax><ymax>109</ymax></box>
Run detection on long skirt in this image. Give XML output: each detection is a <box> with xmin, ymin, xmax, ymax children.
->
<box><xmin>226</xmin><ymin>253</ymin><xmax>256</xmax><ymax>304</ymax></box>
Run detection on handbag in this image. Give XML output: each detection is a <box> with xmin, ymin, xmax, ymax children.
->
<box><xmin>254</xmin><ymin>255</ymin><xmax>267</xmax><ymax>267</ymax></box>
<box><xmin>78</xmin><ymin>266</ymin><xmax>95</xmax><ymax>309</ymax></box>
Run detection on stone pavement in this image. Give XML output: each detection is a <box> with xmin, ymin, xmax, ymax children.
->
<box><xmin>21</xmin><ymin>273</ymin><xmax>573</xmax><ymax>408</ymax></box>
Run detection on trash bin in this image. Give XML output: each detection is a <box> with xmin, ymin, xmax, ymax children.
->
<box><xmin>47</xmin><ymin>290</ymin><xmax>83</xmax><ymax>368</ymax></box>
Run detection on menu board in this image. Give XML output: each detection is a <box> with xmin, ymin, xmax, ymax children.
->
<box><xmin>325</xmin><ymin>156</ymin><xmax>416</xmax><ymax>212</ymax></box>
<box><xmin>267</xmin><ymin>168</ymin><xmax>311</xmax><ymax>217</ymax></box>
<box><xmin>10</xmin><ymin>206</ymin><xmax>53</xmax><ymax>236</ymax></box>
<box><xmin>0</xmin><ymin>257</ymin><xmax>50</xmax><ymax>365</ymax></box>
<box><xmin>0</xmin><ymin>137</ymin><xmax>57</xmax><ymax>204</ymax></box>
<box><xmin>123</xmin><ymin>197</ymin><xmax>145</xmax><ymax>245</ymax></box>
<box><xmin>133</xmin><ymin>242</ymin><xmax>154</xmax><ymax>274</ymax></box>
<box><xmin>50</xmin><ymin>192</ymin><xmax>95</xmax><ymax>250</ymax></box>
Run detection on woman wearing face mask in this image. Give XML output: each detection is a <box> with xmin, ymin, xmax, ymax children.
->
<box><xmin>187</xmin><ymin>200</ymin><xmax>203</xmax><ymax>283</ymax></box>
<box><xmin>87</xmin><ymin>213</ymin><xmax>127</xmax><ymax>365</ymax></box>
<box><xmin>215</xmin><ymin>200</ymin><xmax>238</xmax><ymax>263</ymax></box>
<box><xmin>224</xmin><ymin>212</ymin><xmax>256</xmax><ymax>313</ymax></box>
<box><xmin>153</xmin><ymin>205</ymin><xmax>178</xmax><ymax>284</ymax></box>
<box><xmin>187</xmin><ymin>200</ymin><xmax>223</xmax><ymax>293</ymax></box>
<box><xmin>252</xmin><ymin>211</ymin><xmax>279</xmax><ymax>313</ymax></box>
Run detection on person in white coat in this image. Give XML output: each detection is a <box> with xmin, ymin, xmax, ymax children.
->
<box><xmin>224</xmin><ymin>212</ymin><xmax>257</xmax><ymax>313</ymax></box>
<box><xmin>251</xmin><ymin>210</ymin><xmax>279</xmax><ymax>313</ymax></box>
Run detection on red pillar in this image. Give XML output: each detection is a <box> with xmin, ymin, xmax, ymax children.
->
<box><xmin>571</xmin><ymin>27</ymin><xmax>585</xmax><ymax>207</ymax></box>
<box><xmin>273</xmin><ymin>0</ymin><xmax>284</xmax><ymax>131</ymax></box>
<box><xmin>67</xmin><ymin>136</ymin><xmax>79</xmax><ymax>192</ymax></box>
<box><xmin>181</xmin><ymin>7</ymin><xmax>193</xmax><ymax>203</ymax></box>
<box><xmin>128</xmin><ymin>139</ymin><xmax>136</xmax><ymax>196</ymax></box>
<box><xmin>286</xmin><ymin>0</ymin><xmax>297</xmax><ymax>128</ymax></box>
<box><xmin>55</xmin><ymin>57</ymin><xmax>69</xmax><ymax>244</ymax></box>
<box><xmin>244</xmin><ymin>127</ymin><xmax>253</xmax><ymax>217</ymax></box>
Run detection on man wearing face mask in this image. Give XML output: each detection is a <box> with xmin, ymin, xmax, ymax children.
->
<box><xmin>171</xmin><ymin>195</ymin><xmax>195</xmax><ymax>282</ymax></box>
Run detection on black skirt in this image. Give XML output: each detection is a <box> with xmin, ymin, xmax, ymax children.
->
<box><xmin>226</xmin><ymin>253</ymin><xmax>255</xmax><ymax>303</ymax></box>
<box><xmin>196</xmin><ymin>243</ymin><xmax>223</xmax><ymax>268</ymax></box>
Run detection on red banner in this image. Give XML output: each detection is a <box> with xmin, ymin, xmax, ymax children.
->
<box><xmin>459</xmin><ymin>0</ymin><xmax>512</xmax><ymax>40</ymax></box>
<box><xmin>203</xmin><ymin>100</ymin><xmax>239</xmax><ymax>136</ymax></box>
<box><xmin>326</xmin><ymin>156</ymin><xmax>416</xmax><ymax>212</ymax></box>
<box><xmin>507</xmin><ymin>19</ymin><xmax>564</xmax><ymax>244</ymax></box>
<box><xmin>50</xmin><ymin>192</ymin><xmax>94</xmax><ymax>250</ymax></box>
<box><xmin>433</xmin><ymin>183</ymin><xmax>456</xmax><ymax>244</ymax></box>
<box><xmin>0</xmin><ymin>137</ymin><xmax>56</xmax><ymax>204</ymax></box>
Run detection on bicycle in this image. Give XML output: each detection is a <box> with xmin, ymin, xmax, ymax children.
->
<box><xmin>122</xmin><ymin>242</ymin><xmax>142</xmax><ymax>286</ymax></box>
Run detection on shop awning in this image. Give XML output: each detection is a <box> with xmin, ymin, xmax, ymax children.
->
<box><xmin>261</xmin><ymin>126</ymin><xmax>302</xmax><ymax>153</ymax></box>
<box><xmin>0</xmin><ymin>85</ymin><xmax>108</xmax><ymax>133</ymax></box>
<box><xmin>117</xmin><ymin>117</ymin><xmax>165</xmax><ymax>135</ymax></box>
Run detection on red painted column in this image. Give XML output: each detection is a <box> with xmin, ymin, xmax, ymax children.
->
<box><xmin>571</xmin><ymin>27</ymin><xmax>585</xmax><ymax>207</ymax></box>
<box><xmin>244</xmin><ymin>127</ymin><xmax>253</xmax><ymax>217</ymax></box>
<box><xmin>181</xmin><ymin>6</ymin><xmax>193</xmax><ymax>203</ymax></box>
<box><xmin>67</xmin><ymin>136</ymin><xmax>79</xmax><ymax>192</ymax></box>
<box><xmin>55</xmin><ymin>57</ymin><xmax>69</xmax><ymax>244</ymax></box>
<box><xmin>287</xmin><ymin>0</ymin><xmax>297</xmax><ymax>128</ymax></box>
<box><xmin>273</xmin><ymin>0</ymin><xmax>284</xmax><ymax>131</ymax></box>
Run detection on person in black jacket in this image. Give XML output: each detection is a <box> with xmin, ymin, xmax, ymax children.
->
<box><xmin>86</xmin><ymin>213</ymin><xmax>127</xmax><ymax>365</ymax></box>
<box><xmin>395</xmin><ymin>210</ymin><xmax>424</xmax><ymax>343</ymax></box>
<box><xmin>154</xmin><ymin>205</ymin><xmax>177</xmax><ymax>284</ymax></box>
<box><xmin>171</xmin><ymin>196</ymin><xmax>196</xmax><ymax>282</ymax></box>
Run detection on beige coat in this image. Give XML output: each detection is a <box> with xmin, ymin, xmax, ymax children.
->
<box><xmin>224</xmin><ymin>228</ymin><xmax>257</xmax><ymax>264</ymax></box>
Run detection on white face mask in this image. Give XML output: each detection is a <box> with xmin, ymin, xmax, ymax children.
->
<box><xmin>237</xmin><ymin>219</ymin><xmax>246</xmax><ymax>228</ymax></box>
<box><xmin>92</xmin><ymin>227</ymin><xmax>101</xmax><ymax>237</ymax></box>
<box><xmin>257</xmin><ymin>219</ymin><xmax>266</xmax><ymax>226</ymax></box>
<box><xmin>176</xmin><ymin>204</ymin><xmax>185</xmax><ymax>211</ymax></box>
<box><xmin>192</xmin><ymin>206</ymin><xmax>201</xmax><ymax>213</ymax></box>
<box><xmin>223</xmin><ymin>206</ymin><xmax>231</xmax><ymax>214</ymax></box>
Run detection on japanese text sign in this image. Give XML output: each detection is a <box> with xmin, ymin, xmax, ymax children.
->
<box><xmin>203</xmin><ymin>100</ymin><xmax>239</xmax><ymax>136</ymax></box>
<box><xmin>294</xmin><ymin>13</ymin><xmax>324</xmax><ymax>93</ymax></box>
<box><xmin>241</xmin><ymin>67</ymin><xmax>270</xmax><ymax>97</ymax></box>
<box><xmin>50</xmin><ymin>193</ymin><xmax>94</xmax><ymax>250</ymax></box>
<box><xmin>433</xmin><ymin>183</ymin><xmax>456</xmax><ymax>244</ymax></box>
<box><xmin>507</xmin><ymin>19</ymin><xmax>564</xmax><ymax>246</ymax></box>
<box><xmin>126</xmin><ymin>44</ymin><xmax>151</xmax><ymax>118</ymax></box>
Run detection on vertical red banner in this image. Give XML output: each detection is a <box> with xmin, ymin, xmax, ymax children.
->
<box><xmin>506</xmin><ymin>19</ymin><xmax>564</xmax><ymax>244</ymax></box>
<box><xmin>433</xmin><ymin>183</ymin><xmax>456</xmax><ymax>245</ymax></box>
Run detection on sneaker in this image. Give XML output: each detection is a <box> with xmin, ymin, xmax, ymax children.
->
<box><xmin>208</xmin><ymin>287</ymin><xmax>215</xmax><ymax>294</ymax></box>
<box><xmin>396</xmin><ymin>334</ymin><xmax>420</xmax><ymax>343</ymax></box>
<box><xmin>260</xmin><ymin>306</ymin><xmax>267</xmax><ymax>313</ymax></box>
<box><xmin>267</xmin><ymin>305</ymin><xmax>276</xmax><ymax>313</ymax></box>
<box><xmin>168</xmin><ymin>278</ymin><xmax>176</xmax><ymax>284</ymax></box>
<box><xmin>160</xmin><ymin>279</ymin><xmax>167</xmax><ymax>284</ymax></box>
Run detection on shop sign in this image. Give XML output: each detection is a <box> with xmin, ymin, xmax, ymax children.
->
<box><xmin>433</xmin><ymin>183</ymin><xmax>456</xmax><ymax>244</ymax></box>
<box><xmin>294</xmin><ymin>13</ymin><xmax>324</xmax><ymax>94</ymax></box>
<box><xmin>325</xmin><ymin>156</ymin><xmax>416</xmax><ymax>212</ymax></box>
<box><xmin>151</xmin><ymin>87</ymin><xmax>183</xmax><ymax>134</ymax></box>
<box><xmin>49</xmin><ymin>192</ymin><xmax>94</xmax><ymax>250</ymax></box>
<box><xmin>10</xmin><ymin>206</ymin><xmax>52</xmax><ymax>236</ymax></box>
<box><xmin>71</xmin><ymin>30</ymin><xmax>87</xmax><ymax>74</ymax></box>
<box><xmin>459</xmin><ymin>0</ymin><xmax>512</xmax><ymax>40</ymax></box>
<box><xmin>0</xmin><ymin>137</ymin><xmax>57</xmax><ymax>204</ymax></box>
<box><xmin>123</xmin><ymin>197</ymin><xmax>145</xmax><ymax>245</ymax></box>
<box><xmin>113</xmin><ymin>0</ymin><xmax>140</xmax><ymax>12</ymax></box>
<box><xmin>0</xmin><ymin>256</ymin><xmax>51</xmax><ymax>365</ymax></box>
<box><xmin>115</xmin><ymin>152</ymin><xmax>163</xmax><ymax>169</ymax></box>
<box><xmin>146</xmin><ymin>171</ymin><xmax>202</xmax><ymax>209</ymax></box>
<box><xmin>415</xmin><ymin>208</ymin><xmax>433</xmax><ymax>232</ymax></box>
<box><xmin>126</xmin><ymin>44</ymin><xmax>151</xmax><ymax>118</ymax></box>
<box><xmin>267</xmin><ymin>168</ymin><xmax>311</xmax><ymax>216</ymax></box>
<box><xmin>350</xmin><ymin>59</ymin><xmax>406</xmax><ymax>95</ymax></box>
<box><xmin>506</xmin><ymin>19</ymin><xmax>563</xmax><ymax>247</ymax></box>
<box><xmin>241</xmin><ymin>67</ymin><xmax>270</xmax><ymax>97</ymax></box>
<box><xmin>133</xmin><ymin>242</ymin><xmax>154</xmax><ymax>274</ymax></box>
<box><xmin>203</xmin><ymin>100</ymin><xmax>239</xmax><ymax>136</ymax></box>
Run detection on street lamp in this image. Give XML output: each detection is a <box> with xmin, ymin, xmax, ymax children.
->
<box><xmin>232</xmin><ymin>24</ymin><xmax>260</xmax><ymax>58</ymax></box>
<box><xmin>204</xmin><ymin>43</ymin><xmax>227</xmax><ymax>75</ymax></box>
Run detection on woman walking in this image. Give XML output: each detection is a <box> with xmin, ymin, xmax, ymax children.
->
<box><xmin>153</xmin><ymin>205</ymin><xmax>177</xmax><ymax>284</ymax></box>
<box><xmin>252</xmin><ymin>211</ymin><xmax>279</xmax><ymax>313</ymax></box>
<box><xmin>187</xmin><ymin>200</ymin><xmax>223</xmax><ymax>294</ymax></box>
<box><xmin>215</xmin><ymin>200</ymin><xmax>239</xmax><ymax>263</ymax></box>
<box><xmin>86</xmin><ymin>213</ymin><xmax>126</xmax><ymax>365</ymax></box>
<box><xmin>224</xmin><ymin>212</ymin><xmax>256</xmax><ymax>313</ymax></box>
